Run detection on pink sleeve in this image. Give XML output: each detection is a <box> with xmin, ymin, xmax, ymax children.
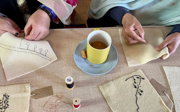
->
<box><xmin>66</xmin><ymin>0</ymin><xmax>78</xmax><ymax>6</ymax></box>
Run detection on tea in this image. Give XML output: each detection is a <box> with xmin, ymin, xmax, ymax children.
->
<box><xmin>90</xmin><ymin>41</ymin><xmax>108</xmax><ymax>49</ymax></box>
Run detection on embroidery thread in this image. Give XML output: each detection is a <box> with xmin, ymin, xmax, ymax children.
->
<box><xmin>0</xmin><ymin>93</ymin><xmax>10</xmax><ymax>112</ymax></box>
<box><xmin>125</xmin><ymin>75</ymin><xmax>145</xmax><ymax>112</ymax></box>
<box><xmin>0</xmin><ymin>39</ymin><xmax>52</xmax><ymax>61</ymax></box>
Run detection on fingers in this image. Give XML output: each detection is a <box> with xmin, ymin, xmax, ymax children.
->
<box><xmin>127</xmin><ymin>37</ymin><xmax>138</xmax><ymax>44</ymax></box>
<box><xmin>157</xmin><ymin>34</ymin><xmax>180</xmax><ymax>56</ymax></box>
<box><xmin>124</xmin><ymin>29</ymin><xmax>146</xmax><ymax>44</ymax></box>
<box><xmin>0</xmin><ymin>26</ymin><xmax>19</xmax><ymax>35</ymax></box>
<box><xmin>156</xmin><ymin>37</ymin><xmax>171</xmax><ymax>51</ymax></box>
<box><xmin>25</xmin><ymin>25</ymin><xmax>49</xmax><ymax>41</ymax></box>
<box><xmin>0</xmin><ymin>17</ymin><xmax>21</xmax><ymax>35</ymax></box>
<box><xmin>0</xmin><ymin>30</ymin><xmax>6</xmax><ymax>35</ymax></box>
<box><xmin>131</xmin><ymin>29</ymin><xmax>146</xmax><ymax>43</ymax></box>
<box><xmin>3</xmin><ymin>25</ymin><xmax>20</xmax><ymax>35</ymax></box>
<box><xmin>123</xmin><ymin>24</ymin><xmax>146</xmax><ymax>44</ymax></box>
<box><xmin>35</xmin><ymin>29</ymin><xmax>49</xmax><ymax>40</ymax></box>
<box><xmin>6</xmin><ymin>18</ymin><xmax>21</xmax><ymax>32</ymax></box>
<box><xmin>24</xmin><ymin>22</ymin><xmax>32</xmax><ymax>36</ymax></box>
<box><xmin>167</xmin><ymin>43</ymin><xmax>179</xmax><ymax>55</ymax></box>
<box><xmin>25</xmin><ymin>28</ymin><xmax>40</xmax><ymax>40</ymax></box>
<box><xmin>25</xmin><ymin>23</ymin><xmax>39</xmax><ymax>40</ymax></box>
<box><xmin>167</xmin><ymin>44</ymin><xmax>175</xmax><ymax>55</ymax></box>
<box><xmin>123</xmin><ymin>33</ymin><xmax>138</xmax><ymax>44</ymax></box>
<box><xmin>135</xmin><ymin>25</ymin><xmax>145</xmax><ymax>40</ymax></box>
<box><xmin>34</xmin><ymin>32</ymin><xmax>44</xmax><ymax>41</ymax></box>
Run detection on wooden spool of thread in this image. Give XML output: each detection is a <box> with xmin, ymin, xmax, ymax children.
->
<box><xmin>73</xmin><ymin>98</ymin><xmax>81</xmax><ymax>109</ymax></box>
<box><xmin>65</xmin><ymin>76</ymin><xmax>74</xmax><ymax>89</ymax></box>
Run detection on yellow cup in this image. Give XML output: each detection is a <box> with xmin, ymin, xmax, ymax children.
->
<box><xmin>87</xmin><ymin>30</ymin><xmax>112</xmax><ymax>64</ymax></box>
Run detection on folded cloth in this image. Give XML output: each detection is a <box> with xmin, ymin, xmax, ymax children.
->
<box><xmin>120</xmin><ymin>28</ymin><xmax>169</xmax><ymax>67</ymax></box>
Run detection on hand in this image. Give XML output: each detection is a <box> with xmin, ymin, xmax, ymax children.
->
<box><xmin>24</xmin><ymin>9</ymin><xmax>50</xmax><ymax>40</ymax></box>
<box><xmin>0</xmin><ymin>16</ymin><xmax>21</xmax><ymax>35</ymax></box>
<box><xmin>157</xmin><ymin>32</ymin><xmax>180</xmax><ymax>55</ymax></box>
<box><xmin>122</xmin><ymin>13</ymin><xmax>146</xmax><ymax>44</ymax></box>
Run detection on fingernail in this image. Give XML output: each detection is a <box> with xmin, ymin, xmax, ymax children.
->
<box><xmin>15</xmin><ymin>32</ymin><xmax>19</xmax><ymax>37</ymax></box>
<box><xmin>141</xmin><ymin>39</ymin><xmax>146</xmax><ymax>43</ymax></box>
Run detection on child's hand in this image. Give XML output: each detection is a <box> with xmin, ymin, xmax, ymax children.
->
<box><xmin>122</xmin><ymin>13</ymin><xmax>146</xmax><ymax>44</ymax></box>
<box><xmin>157</xmin><ymin>32</ymin><xmax>180</xmax><ymax>55</ymax></box>
<box><xmin>24</xmin><ymin>9</ymin><xmax>50</xmax><ymax>41</ymax></box>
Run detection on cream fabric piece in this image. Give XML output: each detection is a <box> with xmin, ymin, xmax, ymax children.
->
<box><xmin>120</xmin><ymin>28</ymin><xmax>169</xmax><ymax>67</ymax></box>
<box><xmin>38</xmin><ymin>0</ymin><xmax>76</xmax><ymax>25</ymax></box>
<box><xmin>0</xmin><ymin>84</ymin><xmax>30</xmax><ymax>112</ymax></box>
<box><xmin>163</xmin><ymin>66</ymin><xmax>180</xmax><ymax>112</ymax></box>
<box><xmin>0</xmin><ymin>32</ymin><xmax>57</xmax><ymax>81</ymax></box>
<box><xmin>99</xmin><ymin>69</ymin><xmax>171</xmax><ymax>112</ymax></box>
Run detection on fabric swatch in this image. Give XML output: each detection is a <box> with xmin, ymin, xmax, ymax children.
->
<box><xmin>0</xmin><ymin>84</ymin><xmax>30</xmax><ymax>112</ymax></box>
<box><xmin>120</xmin><ymin>28</ymin><xmax>169</xmax><ymax>67</ymax></box>
<box><xmin>0</xmin><ymin>32</ymin><xmax>57</xmax><ymax>81</ymax></box>
<box><xmin>99</xmin><ymin>69</ymin><xmax>171</xmax><ymax>112</ymax></box>
<box><xmin>163</xmin><ymin>66</ymin><xmax>180</xmax><ymax>112</ymax></box>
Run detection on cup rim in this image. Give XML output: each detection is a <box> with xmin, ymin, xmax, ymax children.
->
<box><xmin>87</xmin><ymin>30</ymin><xmax>112</xmax><ymax>50</ymax></box>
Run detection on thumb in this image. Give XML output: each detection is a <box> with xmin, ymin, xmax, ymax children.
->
<box><xmin>156</xmin><ymin>40</ymin><xmax>169</xmax><ymax>51</ymax></box>
<box><xmin>24</xmin><ymin>23</ymin><xmax>32</xmax><ymax>36</ymax></box>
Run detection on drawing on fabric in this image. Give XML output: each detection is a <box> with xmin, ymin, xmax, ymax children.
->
<box><xmin>0</xmin><ymin>39</ymin><xmax>52</xmax><ymax>61</ymax></box>
<box><xmin>125</xmin><ymin>75</ymin><xmax>145</xmax><ymax>112</ymax></box>
<box><xmin>0</xmin><ymin>93</ymin><xmax>10</xmax><ymax>112</ymax></box>
<box><xmin>43</xmin><ymin>95</ymin><xmax>72</xmax><ymax>112</ymax></box>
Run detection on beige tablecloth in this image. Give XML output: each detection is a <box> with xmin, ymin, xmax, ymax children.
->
<box><xmin>0</xmin><ymin>27</ymin><xmax>179</xmax><ymax>112</ymax></box>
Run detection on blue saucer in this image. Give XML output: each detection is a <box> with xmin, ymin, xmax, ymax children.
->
<box><xmin>73</xmin><ymin>40</ymin><xmax>118</xmax><ymax>76</ymax></box>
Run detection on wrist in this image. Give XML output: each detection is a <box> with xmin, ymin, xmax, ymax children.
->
<box><xmin>173</xmin><ymin>32</ymin><xmax>180</xmax><ymax>37</ymax></box>
<box><xmin>36</xmin><ymin>9</ymin><xmax>50</xmax><ymax>22</ymax></box>
<box><xmin>122</xmin><ymin>13</ymin><xmax>132</xmax><ymax>26</ymax></box>
<box><xmin>38</xmin><ymin>5</ymin><xmax>59</xmax><ymax>24</ymax></box>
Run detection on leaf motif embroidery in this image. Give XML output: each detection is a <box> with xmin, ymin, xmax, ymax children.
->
<box><xmin>0</xmin><ymin>94</ymin><xmax>10</xmax><ymax>112</ymax></box>
<box><xmin>126</xmin><ymin>75</ymin><xmax>145</xmax><ymax>112</ymax></box>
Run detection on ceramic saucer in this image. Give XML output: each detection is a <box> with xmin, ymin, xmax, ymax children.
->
<box><xmin>73</xmin><ymin>40</ymin><xmax>118</xmax><ymax>76</ymax></box>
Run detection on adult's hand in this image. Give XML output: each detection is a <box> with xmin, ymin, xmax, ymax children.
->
<box><xmin>122</xmin><ymin>13</ymin><xmax>146</xmax><ymax>44</ymax></box>
<box><xmin>24</xmin><ymin>9</ymin><xmax>50</xmax><ymax>40</ymax></box>
<box><xmin>157</xmin><ymin>32</ymin><xmax>180</xmax><ymax>55</ymax></box>
<box><xmin>0</xmin><ymin>16</ymin><xmax>21</xmax><ymax>35</ymax></box>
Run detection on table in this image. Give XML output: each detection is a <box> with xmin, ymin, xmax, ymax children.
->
<box><xmin>0</xmin><ymin>27</ymin><xmax>179</xmax><ymax>112</ymax></box>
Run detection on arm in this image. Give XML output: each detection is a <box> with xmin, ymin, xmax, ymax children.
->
<box><xmin>168</xmin><ymin>24</ymin><xmax>180</xmax><ymax>36</ymax></box>
<box><xmin>106</xmin><ymin>6</ymin><xmax>130</xmax><ymax>25</ymax></box>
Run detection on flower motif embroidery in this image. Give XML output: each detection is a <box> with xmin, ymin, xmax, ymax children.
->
<box><xmin>126</xmin><ymin>75</ymin><xmax>145</xmax><ymax>112</ymax></box>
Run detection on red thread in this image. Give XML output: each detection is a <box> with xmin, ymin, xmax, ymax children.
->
<box><xmin>73</xmin><ymin>104</ymin><xmax>81</xmax><ymax>108</ymax></box>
